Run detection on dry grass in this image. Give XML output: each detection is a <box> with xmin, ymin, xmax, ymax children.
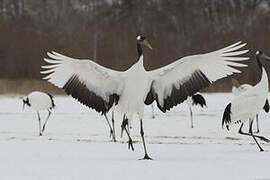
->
<box><xmin>0</xmin><ymin>78</ymin><xmax>232</xmax><ymax>95</ymax></box>
<box><xmin>0</xmin><ymin>79</ymin><xmax>65</xmax><ymax>95</ymax></box>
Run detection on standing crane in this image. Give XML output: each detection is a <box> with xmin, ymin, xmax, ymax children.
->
<box><xmin>222</xmin><ymin>51</ymin><xmax>270</xmax><ymax>151</ymax></box>
<box><xmin>22</xmin><ymin>91</ymin><xmax>55</xmax><ymax>136</ymax></box>
<box><xmin>184</xmin><ymin>94</ymin><xmax>207</xmax><ymax>128</ymax></box>
<box><xmin>231</xmin><ymin>78</ymin><xmax>269</xmax><ymax>133</ymax></box>
<box><xmin>41</xmin><ymin>36</ymin><xmax>248</xmax><ymax>159</ymax></box>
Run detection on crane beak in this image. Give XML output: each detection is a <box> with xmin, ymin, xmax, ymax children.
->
<box><xmin>143</xmin><ymin>40</ymin><xmax>153</xmax><ymax>50</ymax></box>
<box><xmin>262</xmin><ymin>53</ymin><xmax>270</xmax><ymax>60</ymax></box>
<box><xmin>231</xmin><ymin>78</ymin><xmax>240</xmax><ymax>88</ymax></box>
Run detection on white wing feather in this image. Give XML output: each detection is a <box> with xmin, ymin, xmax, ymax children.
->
<box><xmin>148</xmin><ymin>42</ymin><xmax>249</xmax><ymax>108</ymax></box>
<box><xmin>41</xmin><ymin>52</ymin><xmax>124</xmax><ymax>102</ymax></box>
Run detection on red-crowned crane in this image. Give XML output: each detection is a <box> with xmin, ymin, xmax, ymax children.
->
<box><xmin>231</xmin><ymin>78</ymin><xmax>269</xmax><ymax>133</ymax></box>
<box><xmin>184</xmin><ymin>94</ymin><xmax>207</xmax><ymax>128</ymax></box>
<box><xmin>41</xmin><ymin>35</ymin><xmax>248</xmax><ymax>159</ymax></box>
<box><xmin>22</xmin><ymin>91</ymin><xmax>55</xmax><ymax>136</ymax></box>
<box><xmin>222</xmin><ymin>51</ymin><xmax>270</xmax><ymax>151</ymax></box>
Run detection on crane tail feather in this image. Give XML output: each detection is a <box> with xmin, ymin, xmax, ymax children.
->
<box><xmin>222</xmin><ymin>103</ymin><xmax>232</xmax><ymax>130</ymax></box>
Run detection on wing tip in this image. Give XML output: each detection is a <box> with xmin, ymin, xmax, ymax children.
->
<box><xmin>47</xmin><ymin>52</ymin><xmax>54</xmax><ymax>57</ymax></box>
<box><xmin>221</xmin><ymin>41</ymin><xmax>248</xmax><ymax>54</ymax></box>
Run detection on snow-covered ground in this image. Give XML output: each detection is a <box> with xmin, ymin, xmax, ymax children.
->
<box><xmin>0</xmin><ymin>93</ymin><xmax>270</xmax><ymax>180</ymax></box>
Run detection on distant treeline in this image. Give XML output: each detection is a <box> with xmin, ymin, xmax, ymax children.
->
<box><xmin>0</xmin><ymin>0</ymin><xmax>270</xmax><ymax>93</ymax></box>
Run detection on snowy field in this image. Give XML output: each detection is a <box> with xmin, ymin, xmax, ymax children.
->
<box><xmin>0</xmin><ymin>93</ymin><xmax>270</xmax><ymax>180</ymax></box>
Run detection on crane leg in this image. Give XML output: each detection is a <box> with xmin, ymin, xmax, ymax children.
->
<box><xmin>111</xmin><ymin>111</ymin><xmax>116</xmax><ymax>142</ymax></box>
<box><xmin>249</xmin><ymin>115</ymin><xmax>259</xmax><ymax>134</ymax></box>
<box><xmin>120</xmin><ymin>115</ymin><xmax>127</xmax><ymax>137</ymax></box>
<box><xmin>104</xmin><ymin>113</ymin><xmax>116</xmax><ymax>142</ymax></box>
<box><xmin>239</xmin><ymin>123</ymin><xmax>270</xmax><ymax>143</ymax></box>
<box><xmin>139</xmin><ymin>118</ymin><xmax>153</xmax><ymax>160</ymax></box>
<box><xmin>121</xmin><ymin>115</ymin><xmax>131</xmax><ymax>135</ymax></box>
<box><xmin>42</xmin><ymin>110</ymin><xmax>51</xmax><ymax>134</ymax></box>
<box><xmin>189</xmin><ymin>107</ymin><xmax>194</xmax><ymax>128</ymax></box>
<box><xmin>121</xmin><ymin>115</ymin><xmax>134</xmax><ymax>151</ymax></box>
<box><xmin>255</xmin><ymin>114</ymin><xmax>260</xmax><ymax>134</ymax></box>
<box><xmin>249</xmin><ymin>119</ymin><xmax>264</xmax><ymax>152</ymax></box>
<box><xmin>37</xmin><ymin>111</ymin><xmax>42</xmax><ymax>136</ymax></box>
<box><xmin>248</xmin><ymin>118</ymin><xmax>253</xmax><ymax>134</ymax></box>
<box><xmin>239</xmin><ymin>121</ymin><xmax>265</xmax><ymax>151</ymax></box>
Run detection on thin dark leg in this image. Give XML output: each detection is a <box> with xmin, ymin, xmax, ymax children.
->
<box><xmin>249</xmin><ymin>119</ymin><xmax>264</xmax><ymax>152</ymax></box>
<box><xmin>124</xmin><ymin>127</ymin><xmax>134</xmax><ymax>151</ymax></box>
<box><xmin>239</xmin><ymin>121</ymin><xmax>264</xmax><ymax>151</ymax></box>
<box><xmin>139</xmin><ymin>118</ymin><xmax>153</xmax><ymax>160</ymax></box>
<box><xmin>37</xmin><ymin>111</ymin><xmax>42</xmax><ymax>136</ymax></box>
<box><xmin>248</xmin><ymin>119</ymin><xmax>252</xmax><ymax>133</ymax></box>
<box><xmin>111</xmin><ymin>111</ymin><xmax>116</xmax><ymax>142</ymax></box>
<box><xmin>120</xmin><ymin>115</ymin><xmax>134</xmax><ymax>151</ymax></box>
<box><xmin>189</xmin><ymin>107</ymin><xmax>194</xmax><ymax>128</ymax></box>
<box><xmin>249</xmin><ymin>115</ymin><xmax>259</xmax><ymax>134</ymax></box>
<box><xmin>121</xmin><ymin>115</ymin><xmax>130</xmax><ymax>136</ymax></box>
<box><xmin>239</xmin><ymin>123</ymin><xmax>270</xmax><ymax>143</ymax></box>
<box><xmin>121</xmin><ymin>115</ymin><xmax>128</xmax><ymax>137</ymax></box>
<box><xmin>255</xmin><ymin>114</ymin><xmax>260</xmax><ymax>134</ymax></box>
<box><xmin>238</xmin><ymin>123</ymin><xmax>244</xmax><ymax>133</ymax></box>
<box><xmin>42</xmin><ymin>110</ymin><xmax>51</xmax><ymax>133</ymax></box>
<box><xmin>127</xmin><ymin>118</ymin><xmax>131</xmax><ymax>134</ymax></box>
<box><xmin>104</xmin><ymin>113</ymin><xmax>115</xmax><ymax>141</ymax></box>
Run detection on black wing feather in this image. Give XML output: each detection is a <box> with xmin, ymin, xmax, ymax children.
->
<box><xmin>263</xmin><ymin>99</ymin><xmax>269</xmax><ymax>113</ymax></box>
<box><xmin>63</xmin><ymin>75</ymin><xmax>119</xmax><ymax>114</ymax></box>
<box><xmin>145</xmin><ymin>70</ymin><xmax>211</xmax><ymax>112</ymax></box>
<box><xmin>192</xmin><ymin>94</ymin><xmax>207</xmax><ymax>108</ymax></box>
<box><xmin>222</xmin><ymin>103</ymin><xmax>231</xmax><ymax>131</ymax></box>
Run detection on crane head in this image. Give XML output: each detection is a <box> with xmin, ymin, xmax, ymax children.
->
<box><xmin>231</xmin><ymin>78</ymin><xmax>240</xmax><ymax>88</ymax></box>
<box><xmin>137</xmin><ymin>35</ymin><xmax>153</xmax><ymax>50</ymax></box>
<box><xmin>256</xmin><ymin>50</ymin><xmax>270</xmax><ymax>60</ymax></box>
<box><xmin>22</xmin><ymin>97</ymin><xmax>30</xmax><ymax>111</ymax></box>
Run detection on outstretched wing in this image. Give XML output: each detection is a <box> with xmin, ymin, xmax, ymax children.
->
<box><xmin>41</xmin><ymin>52</ymin><xmax>125</xmax><ymax>114</ymax></box>
<box><xmin>146</xmin><ymin>42</ymin><xmax>249</xmax><ymax>112</ymax></box>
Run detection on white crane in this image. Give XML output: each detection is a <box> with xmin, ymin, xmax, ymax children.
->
<box><xmin>231</xmin><ymin>78</ymin><xmax>269</xmax><ymax>133</ymax></box>
<box><xmin>222</xmin><ymin>51</ymin><xmax>270</xmax><ymax>151</ymax></box>
<box><xmin>41</xmin><ymin>35</ymin><xmax>248</xmax><ymax>159</ymax></box>
<box><xmin>184</xmin><ymin>94</ymin><xmax>207</xmax><ymax>128</ymax></box>
<box><xmin>22</xmin><ymin>91</ymin><xmax>55</xmax><ymax>136</ymax></box>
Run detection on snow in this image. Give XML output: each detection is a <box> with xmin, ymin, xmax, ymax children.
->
<box><xmin>0</xmin><ymin>93</ymin><xmax>270</xmax><ymax>180</ymax></box>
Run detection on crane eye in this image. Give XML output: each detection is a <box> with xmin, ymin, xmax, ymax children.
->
<box><xmin>136</xmin><ymin>35</ymin><xmax>145</xmax><ymax>41</ymax></box>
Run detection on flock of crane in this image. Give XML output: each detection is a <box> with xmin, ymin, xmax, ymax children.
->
<box><xmin>20</xmin><ymin>35</ymin><xmax>270</xmax><ymax>160</ymax></box>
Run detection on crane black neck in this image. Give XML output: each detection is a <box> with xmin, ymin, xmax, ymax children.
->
<box><xmin>23</xmin><ymin>98</ymin><xmax>31</xmax><ymax>107</ymax></box>
<box><xmin>137</xmin><ymin>42</ymin><xmax>142</xmax><ymax>60</ymax></box>
<box><xmin>256</xmin><ymin>54</ymin><xmax>263</xmax><ymax>73</ymax></box>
